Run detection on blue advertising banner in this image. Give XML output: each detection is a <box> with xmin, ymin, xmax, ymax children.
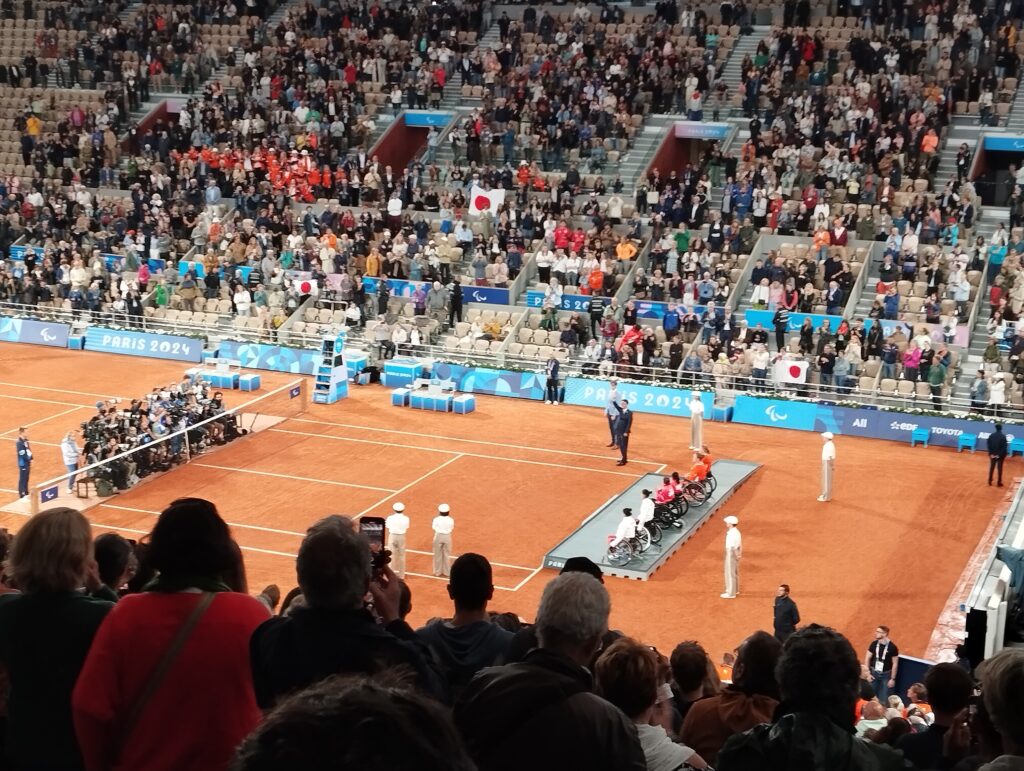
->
<box><xmin>525</xmin><ymin>291</ymin><xmax>608</xmax><ymax>313</ymax></box>
<box><xmin>218</xmin><ymin>341</ymin><xmax>322</xmax><ymax>375</ymax></box>
<box><xmin>84</xmin><ymin>328</ymin><xmax>203</xmax><ymax>362</ymax></box>
<box><xmin>563</xmin><ymin>378</ymin><xmax>715</xmax><ymax>418</ymax></box>
<box><xmin>983</xmin><ymin>135</ymin><xmax>1024</xmax><ymax>152</ymax></box>
<box><xmin>432</xmin><ymin>362</ymin><xmax>547</xmax><ymax>399</ymax></box>
<box><xmin>179</xmin><ymin>261</ymin><xmax>253</xmax><ymax>284</ymax></box>
<box><xmin>8</xmin><ymin>244</ymin><xmax>43</xmax><ymax>262</ymax></box>
<box><xmin>744</xmin><ymin>310</ymin><xmax>843</xmax><ymax>331</ymax></box>
<box><xmin>731</xmin><ymin>395</ymin><xmax>1015</xmax><ymax>449</ymax></box>
<box><xmin>362</xmin><ymin>277</ymin><xmax>427</xmax><ymax>299</ymax></box>
<box><xmin>40</xmin><ymin>486</ymin><xmax>59</xmax><ymax>503</ymax></box>
<box><xmin>674</xmin><ymin>121</ymin><xmax>731</xmax><ymax>140</ymax></box>
<box><xmin>463</xmin><ymin>285</ymin><xmax>511</xmax><ymax>305</ymax></box>
<box><xmin>404</xmin><ymin>110</ymin><xmax>454</xmax><ymax>128</ymax></box>
<box><xmin>0</xmin><ymin>317</ymin><xmax>70</xmax><ymax>348</ymax></box>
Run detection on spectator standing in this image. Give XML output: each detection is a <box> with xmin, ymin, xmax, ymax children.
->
<box><xmin>385</xmin><ymin>502</ymin><xmax>410</xmax><ymax>578</ymax></box>
<box><xmin>988</xmin><ymin>423</ymin><xmax>1009</xmax><ymax>487</ymax></box>
<box><xmin>894</xmin><ymin>664</ymin><xmax>973</xmax><ymax>769</ymax></box>
<box><xmin>73</xmin><ymin>498</ymin><xmax>270</xmax><ymax>771</ymax></box>
<box><xmin>604</xmin><ymin>380</ymin><xmax>621</xmax><ymax>447</ymax></box>
<box><xmin>681</xmin><ymin>631</ymin><xmax>783</xmax><ymax>765</ymax></box>
<box><xmin>717</xmin><ymin>625</ymin><xmax>908</xmax><ymax>771</ymax></box>
<box><xmin>0</xmin><ymin>508</ymin><xmax>114</xmax><ymax>771</ymax></box>
<box><xmin>773</xmin><ymin>584</ymin><xmax>801</xmax><ymax>642</ymax></box>
<box><xmin>721</xmin><ymin>515</ymin><xmax>742</xmax><ymax>599</ymax></box>
<box><xmin>454</xmin><ymin>572</ymin><xmax>647</xmax><ymax>771</ymax></box>
<box><xmin>432</xmin><ymin>504</ymin><xmax>455</xmax><ymax>577</ymax></box>
<box><xmin>417</xmin><ymin>553</ymin><xmax>513</xmax><ymax>698</ymax></box>
<box><xmin>819</xmin><ymin>432</ymin><xmax>836</xmax><ymax>503</ymax></box>
<box><xmin>864</xmin><ymin>625</ymin><xmax>900</xmax><ymax>701</ymax></box>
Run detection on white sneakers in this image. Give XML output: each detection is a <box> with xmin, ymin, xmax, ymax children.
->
<box><xmin>817</xmin><ymin>496</ymin><xmax>828</xmax><ymax>502</ymax></box>
<box><xmin>720</xmin><ymin>593</ymin><xmax>736</xmax><ymax>599</ymax></box>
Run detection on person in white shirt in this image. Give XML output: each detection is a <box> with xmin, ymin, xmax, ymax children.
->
<box><xmin>60</xmin><ymin>430</ymin><xmax>81</xmax><ymax>491</ymax></box>
<box><xmin>234</xmin><ymin>285</ymin><xmax>252</xmax><ymax>317</ymax></box>
<box><xmin>721</xmin><ymin>515</ymin><xmax>742</xmax><ymax>599</ymax></box>
<box><xmin>688</xmin><ymin>392</ymin><xmax>705</xmax><ymax>450</ymax></box>
<box><xmin>385</xmin><ymin>501</ymin><xmax>410</xmax><ymax>578</ymax></box>
<box><xmin>819</xmin><ymin>431</ymin><xmax>836</xmax><ymax>502</ymax></box>
<box><xmin>611</xmin><ymin>509</ymin><xmax>637</xmax><ymax>547</ymax></box>
<box><xmin>636</xmin><ymin>491</ymin><xmax>655</xmax><ymax>536</ymax></box>
<box><xmin>432</xmin><ymin>503</ymin><xmax>455</xmax><ymax>577</ymax></box>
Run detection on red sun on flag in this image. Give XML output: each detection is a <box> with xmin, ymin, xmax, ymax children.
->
<box><xmin>473</xmin><ymin>195</ymin><xmax>491</xmax><ymax>211</ymax></box>
<box><xmin>788</xmin><ymin>365</ymin><xmax>802</xmax><ymax>379</ymax></box>
<box><xmin>298</xmin><ymin>280</ymin><xmax>315</xmax><ymax>293</ymax></box>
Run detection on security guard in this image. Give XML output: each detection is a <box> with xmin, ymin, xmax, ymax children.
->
<box><xmin>431</xmin><ymin>503</ymin><xmax>455</xmax><ymax>577</ymax></box>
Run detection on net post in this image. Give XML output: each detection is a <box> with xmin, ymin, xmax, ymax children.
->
<box><xmin>28</xmin><ymin>486</ymin><xmax>39</xmax><ymax>515</ymax></box>
<box><xmin>299</xmin><ymin>378</ymin><xmax>309</xmax><ymax>412</ymax></box>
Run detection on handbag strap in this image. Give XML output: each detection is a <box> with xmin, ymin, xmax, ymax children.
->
<box><xmin>119</xmin><ymin>592</ymin><xmax>215</xmax><ymax>746</ymax></box>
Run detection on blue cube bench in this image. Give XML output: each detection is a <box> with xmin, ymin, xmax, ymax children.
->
<box><xmin>1010</xmin><ymin>438</ymin><xmax>1024</xmax><ymax>457</ymax></box>
<box><xmin>68</xmin><ymin>335</ymin><xmax>84</xmax><ymax>350</ymax></box>
<box><xmin>208</xmin><ymin>371</ymin><xmax>239</xmax><ymax>390</ymax></box>
<box><xmin>391</xmin><ymin>388</ymin><xmax>410</xmax><ymax>407</ymax></box>
<box><xmin>957</xmin><ymin>433</ymin><xmax>977</xmax><ymax>453</ymax></box>
<box><xmin>910</xmin><ymin>428</ymin><xmax>930</xmax><ymax>448</ymax></box>
<box><xmin>238</xmin><ymin>373</ymin><xmax>261</xmax><ymax>392</ymax></box>
<box><xmin>452</xmin><ymin>394</ymin><xmax>476</xmax><ymax>414</ymax></box>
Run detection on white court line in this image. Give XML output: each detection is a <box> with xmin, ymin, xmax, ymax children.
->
<box><xmin>510</xmin><ymin>564</ymin><xmax>547</xmax><ymax>592</ymax></box>
<box><xmin>0</xmin><ymin>437</ymin><xmax>61</xmax><ymax>447</ymax></box>
<box><xmin>190</xmin><ymin>463</ymin><xmax>397</xmax><ymax>493</ymax></box>
<box><xmin>270</xmin><ymin>428</ymin><xmax>642</xmax><ymax>479</ymax></box>
<box><xmin>0</xmin><ymin>487</ymin><xmax>19</xmax><ymax>494</ymax></box>
<box><xmin>0</xmin><ymin>380</ymin><xmax>124</xmax><ymax>400</ymax></box>
<box><xmin>102</xmin><ymin>503</ymin><xmax>308</xmax><ymax>537</ymax></box>
<box><xmin>356</xmin><ymin>454</ymin><xmax>465</xmax><ymax>518</ymax></box>
<box><xmin>0</xmin><ymin>405</ymin><xmax>86</xmax><ymax>436</ymax></box>
<box><xmin>0</xmin><ymin>393</ymin><xmax>94</xmax><ymax>408</ymax></box>
<box><xmin>290</xmin><ymin>416</ymin><xmax>664</xmax><ymax>466</ymax></box>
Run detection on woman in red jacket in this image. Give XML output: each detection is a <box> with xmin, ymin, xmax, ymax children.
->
<box><xmin>72</xmin><ymin>498</ymin><xmax>270</xmax><ymax>771</ymax></box>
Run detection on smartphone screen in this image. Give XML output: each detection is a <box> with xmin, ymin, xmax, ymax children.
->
<box><xmin>360</xmin><ymin>517</ymin><xmax>386</xmax><ymax>556</ymax></box>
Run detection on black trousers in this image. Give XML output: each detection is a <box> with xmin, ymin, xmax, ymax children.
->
<box><xmin>546</xmin><ymin>378</ymin><xmax>559</xmax><ymax>402</ymax></box>
<box><xmin>607</xmin><ymin>415</ymin><xmax>617</xmax><ymax>444</ymax></box>
<box><xmin>990</xmin><ymin>455</ymin><xmax>1006</xmax><ymax>485</ymax></box>
<box><xmin>617</xmin><ymin>434</ymin><xmax>629</xmax><ymax>462</ymax></box>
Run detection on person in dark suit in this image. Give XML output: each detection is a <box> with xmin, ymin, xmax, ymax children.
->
<box><xmin>773</xmin><ymin>584</ymin><xmax>801</xmax><ymax>643</ymax></box>
<box><xmin>15</xmin><ymin>426</ymin><xmax>31</xmax><ymax>498</ymax></box>
<box><xmin>613</xmin><ymin>400</ymin><xmax>633</xmax><ymax>466</ymax></box>
<box><xmin>544</xmin><ymin>355</ymin><xmax>560</xmax><ymax>404</ymax></box>
<box><xmin>987</xmin><ymin>423</ymin><xmax>1009</xmax><ymax>487</ymax></box>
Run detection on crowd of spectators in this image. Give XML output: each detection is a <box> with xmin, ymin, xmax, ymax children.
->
<box><xmin>1</xmin><ymin>498</ymin><xmax>1022</xmax><ymax>771</ymax></box>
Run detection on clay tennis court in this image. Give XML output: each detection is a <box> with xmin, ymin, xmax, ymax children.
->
<box><xmin>0</xmin><ymin>341</ymin><xmax>1010</xmax><ymax>659</ymax></box>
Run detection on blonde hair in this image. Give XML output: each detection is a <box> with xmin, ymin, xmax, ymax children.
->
<box><xmin>6</xmin><ymin>507</ymin><xmax>93</xmax><ymax>592</ymax></box>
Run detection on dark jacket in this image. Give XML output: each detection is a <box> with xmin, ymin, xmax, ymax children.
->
<box><xmin>454</xmin><ymin>649</ymin><xmax>647</xmax><ymax>771</ymax></box>
<box><xmin>416</xmin><ymin>620</ymin><xmax>514</xmax><ymax>697</ymax></box>
<box><xmin>988</xmin><ymin>429</ymin><xmax>1009</xmax><ymax>458</ymax></box>
<box><xmin>717</xmin><ymin>711</ymin><xmax>910</xmax><ymax>771</ymax></box>
<box><xmin>250</xmin><ymin>606</ymin><xmax>445</xmax><ymax>708</ymax></box>
<box><xmin>773</xmin><ymin>595</ymin><xmax>801</xmax><ymax>639</ymax></box>
<box><xmin>614</xmin><ymin>407</ymin><xmax>633</xmax><ymax>438</ymax></box>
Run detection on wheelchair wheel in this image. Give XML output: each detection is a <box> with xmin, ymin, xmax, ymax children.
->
<box><xmin>646</xmin><ymin>521</ymin><xmax>663</xmax><ymax>544</ymax></box>
<box><xmin>684</xmin><ymin>481</ymin><xmax>708</xmax><ymax>504</ymax></box>
<box><xmin>607</xmin><ymin>540</ymin><xmax>633</xmax><ymax>566</ymax></box>
<box><xmin>705</xmin><ymin>474</ymin><xmax>717</xmax><ymax>493</ymax></box>
<box><xmin>672</xmin><ymin>495</ymin><xmax>690</xmax><ymax>518</ymax></box>
<box><xmin>636</xmin><ymin>526</ymin><xmax>652</xmax><ymax>552</ymax></box>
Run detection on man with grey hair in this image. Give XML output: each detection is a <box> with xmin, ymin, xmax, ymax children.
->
<box><xmin>973</xmin><ymin>649</ymin><xmax>1024</xmax><ymax>769</ymax></box>
<box><xmin>248</xmin><ymin>515</ymin><xmax>443</xmax><ymax>708</ymax></box>
<box><xmin>454</xmin><ymin>572</ymin><xmax>646</xmax><ymax>771</ymax></box>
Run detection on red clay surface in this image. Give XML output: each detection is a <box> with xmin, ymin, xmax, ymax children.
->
<box><xmin>0</xmin><ymin>341</ymin><xmax>1008</xmax><ymax>659</ymax></box>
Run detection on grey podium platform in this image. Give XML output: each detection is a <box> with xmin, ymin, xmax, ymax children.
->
<box><xmin>543</xmin><ymin>460</ymin><xmax>761</xmax><ymax>580</ymax></box>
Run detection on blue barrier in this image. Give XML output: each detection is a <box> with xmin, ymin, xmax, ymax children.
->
<box><xmin>432</xmin><ymin>362</ymin><xmax>547</xmax><ymax>399</ymax></box>
<box><xmin>0</xmin><ymin>317</ymin><xmax>71</xmax><ymax>348</ymax></box>
<box><xmin>563</xmin><ymin>378</ymin><xmax>715</xmax><ymax>417</ymax></box>
<box><xmin>362</xmin><ymin>277</ymin><xmax>509</xmax><ymax>305</ymax></box>
<box><xmin>84</xmin><ymin>328</ymin><xmax>203</xmax><ymax>362</ymax></box>
<box><xmin>731</xmin><ymin>394</ymin><xmax>1016</xmax><ymax>448</ymax></box>
<box><xmin>525</xmin><ymin>291</ymin><xmax>608</xmax><ymax>313</ymax></box>
<box><xmin>744</xmin><ymin>310</ymin><xmax>843</xmax><ymax>331</ymax></box>
<box><xmin>218</xmin><ymin>341</ymin><xmax>322</xmax><ymax>375</ymax></box>
<box><xmin>463</xmin><ymin>285</ymin><xmax>511</xmax><ymax>305</ymax></box>
<box><xmin>179</xmin><ymin>261</ymin><xmax>253</xmax><ymax>283</ymax></box>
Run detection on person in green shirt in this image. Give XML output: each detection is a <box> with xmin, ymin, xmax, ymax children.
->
<box><xmin>0</xmin><ymin>507</ymin><xmax>114</xmax><ymax>771</ymax></box>
<box><xmin>674</xmin><ymin>227</ymin><xmax>691</xmax><ymax>254</ymax></box>
<box><xmin>928</xmin><ymin>359</ymin><xmax>948</xmax><ymax>410</ymax></box>
<box><xmin>153</xmin><ymin>280</ymin><xmax>168</xmax><ymax>307</ymax></box>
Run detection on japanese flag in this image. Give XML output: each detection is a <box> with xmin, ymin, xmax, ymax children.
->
<box><xmin>774</xmin><ymin>359</ymin><xmax>808</xmax><ymax>384</ymax></box>
<box><xmin>469</xmin><ymin>185</ymin><xmax>505</xmax><ymax>216</ymax></box>
<box><xmin>296</xmin><ymin>278</ymin><xmax>319</xmax><ymax>296</ymax></box>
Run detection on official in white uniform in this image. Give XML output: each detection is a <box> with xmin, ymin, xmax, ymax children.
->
<box><xmin>637</xmin><ymin>489</ymin><xmax>655</xmax><ymax>533</ymax></box>
<box><xmin>385</xmin><ymin>502</ymin><xmax>410</xmax><ymax>578</ymax></box>
<box><xmin>819</xmin><ymin>432</ymin><xmax>836</xmax><ymax>502</ymax></box>
<box><xmin>721</xmin><ymin>515</ymin><xmax>742</xmax><ymax>599</ymax></box>
<box><xmin>432</xmin><ymin>503</ymin><xmax>455</xmax><ymax>577</ymax></box>
<box><xmin>689</xmin><ymin>392</ymin><xmax>705</xmax><ymax>450</ymax></box>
